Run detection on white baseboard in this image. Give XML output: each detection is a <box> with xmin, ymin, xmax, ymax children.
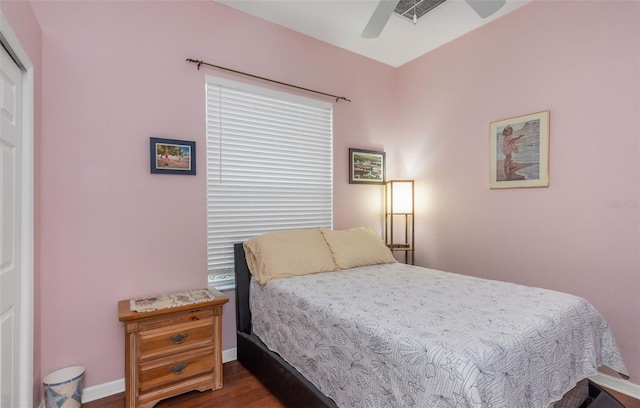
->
<box><xmin>81</xmin><ymin>378</ymin><xmax>125</xmax><ymax>403</ymax></box>
<box><xmin>222</xmin><ymin>347</ymin><xmax>237</xmax><ymax>363</ymax></box>
<box><xmin>44</xmin><ymin>351</ymin><xmax>636</xmax><ymax>405</ymax></box>
<box><xmin>590</xmin><ymin>372</ymin><xmax>640</xmax><ymax>400</ymax></box>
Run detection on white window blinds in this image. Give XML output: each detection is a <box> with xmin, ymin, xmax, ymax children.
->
<box><xmin>205</xmin><ymin>76</ymin><xmax>334</xmax><ymax>289</ymax></box>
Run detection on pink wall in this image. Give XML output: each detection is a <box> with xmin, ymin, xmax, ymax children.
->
<box><xmin>0</xmin><ymin>0</ymin><xmax>42</xmax><ymax>404</ymax></box>
<box><xmin>30</xmin><ymin>0</ymin><xmax>396</xmax><ymax>389</ymax></box>
<box><xmin>10</xmin><ymin>0</ymin><xmax>640</xmax><ymax>398</ymax></box>
<box><xmin>396</xmin><ymin>0</ymin><xmax>640</xmax><ymax>382</ymax></box>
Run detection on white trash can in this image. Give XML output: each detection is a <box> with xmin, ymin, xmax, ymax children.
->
<box><xmin>43</xmin><ymin>366</ymin><xmax>85</xmax><ymax>408</ymax></box>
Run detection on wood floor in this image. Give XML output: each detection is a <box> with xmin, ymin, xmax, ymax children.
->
<box><xmin>85</xmin><ymin>360</ymin><xmax>639</xmax><ymax>408</ymax></box>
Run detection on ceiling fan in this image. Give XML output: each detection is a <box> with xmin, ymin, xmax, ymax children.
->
<box><xmin>361</xmin><ymin>0</ymin><xmax>507</xmax><ymax>39</ymax></box>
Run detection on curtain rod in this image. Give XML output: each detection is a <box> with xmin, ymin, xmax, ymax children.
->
<box><xmin>186</xmin><ymin>58</ymin><xmax>351</xmax><ymax>103</ymax></box>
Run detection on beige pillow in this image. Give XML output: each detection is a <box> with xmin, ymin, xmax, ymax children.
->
<box><xmin>243</xmin><ymin>229</ymin><xmax>336</xmax><ymax>284</ymax></box>
<box><xmin>319</xmin><ymin>227</ymin><xmax>397</xmax><ymax>269</ymax></box>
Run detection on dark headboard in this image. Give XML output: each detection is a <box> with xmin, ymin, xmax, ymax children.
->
<box><xmin>234</xmin><ymin>243</ymin><xmax>252</xmax><ymax>335</ymax></box>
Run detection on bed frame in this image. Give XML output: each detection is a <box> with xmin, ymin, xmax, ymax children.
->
<box><xmin>233</xmin><ymin>242</ymin><xmax>622</xmax><ymax>408</ymax></box>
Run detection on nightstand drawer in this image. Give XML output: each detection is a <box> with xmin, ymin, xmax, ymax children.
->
<box><xmin>139</xmin><ymin>318</ymin><xmax>213</xmax><ymax>360</ymax></box>
<box><xmin>139</xmin><ymin>348</ymin><xmax>214</xmax><ymax>391</ymax></box>
<box><xmin>137</xmin><ymin>308</ymin><xmax>214</xmax><ymax>332</ymax></box>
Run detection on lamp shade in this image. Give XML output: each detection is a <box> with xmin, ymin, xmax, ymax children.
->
<box><xmin>386</xmin><ymin>180</ymin><xmax>414</xmax><ymax>214</ymax></box>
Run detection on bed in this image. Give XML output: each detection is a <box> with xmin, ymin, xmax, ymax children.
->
<box><xmin>234</xmin><ymin>227</ymin><xmax>629</xmax><ymax>408</ymax></box>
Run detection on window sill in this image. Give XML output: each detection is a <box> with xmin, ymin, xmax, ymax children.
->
<box><xmin>209</xmin><ymin>281</ymin><xmax>235</xmax><ymax>292</ymax></box>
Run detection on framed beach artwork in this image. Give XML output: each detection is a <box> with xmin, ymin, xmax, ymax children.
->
<box><xmin>489</xmin><ymin>111</ymin><xmax>549</xmax><ymax>189</ymax></box>
<box><xmin>150</xmin><ymin>137</ymin><xmax>196</xmax><ymax>175</ymax></box>
<box><xmin>349</xmin><ymin>148</ymin><xmax>385</xmax><ymax>184</ymax></box>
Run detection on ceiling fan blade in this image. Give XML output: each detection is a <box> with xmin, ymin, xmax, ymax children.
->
<box><xmin>465</xmin><ymin>0</ymin><xmax>506</xmax><ymax>18</ymax></box>
<box><xmin>361</xmin><ymin>0</ymin><xmax>401</xmax><ymax>39</ymax></box>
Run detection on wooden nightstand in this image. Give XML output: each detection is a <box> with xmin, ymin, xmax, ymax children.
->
<box><xmin>118</xmin><ymin>289</ymin><xmax>229</xmax><ymax>408</ymax></box>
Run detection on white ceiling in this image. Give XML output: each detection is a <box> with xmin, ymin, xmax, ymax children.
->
<box><xmin>216</xmin><ymin>0</ymin><xmax>533</xmax><ymax>67</ymax></box>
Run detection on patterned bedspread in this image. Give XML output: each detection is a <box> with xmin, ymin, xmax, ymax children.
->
<box><xmin>250</xmin><ymin>263</ymin><xmax>628</xmax><ymax>408</ymax></box>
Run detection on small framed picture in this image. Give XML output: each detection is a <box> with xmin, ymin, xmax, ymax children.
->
<box><xmin>349</xmin><ymin>148</ymin><xmax>385</xmax><ymax>184</ymax></box>
<box><xmin>489</xmin><ymin>110</ymin><xmax>549</xmax><ymax>189</ymax></box>
<box><xmin>150</xmin><ymin>137</ymin><xmax>196</xmax><ymax>175</ymax></box>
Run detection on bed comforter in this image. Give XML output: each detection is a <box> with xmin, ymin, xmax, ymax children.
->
<box><xmin>250</xmin><ymin>263</ymin><xmax>628</xmax><ymax>408</ymax></box>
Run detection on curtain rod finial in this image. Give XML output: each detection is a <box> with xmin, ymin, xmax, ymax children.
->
<box><xmin>186</xmin><ymin>58</ymin><xmax>203</xmax><ymax>70</ymax></box>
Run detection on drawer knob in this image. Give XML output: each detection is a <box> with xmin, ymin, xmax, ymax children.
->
<box><xmin>169</xmin><ymin>363</ymin><xmax>189</xmax><ymax>375</ymax></box>
<box><xmin>169</xmin><ymin>333</ymin><xmax>189</xmax><ymax>344</ymax></box>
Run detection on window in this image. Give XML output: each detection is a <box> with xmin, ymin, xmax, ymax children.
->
<box><xmin>205</xmin><ymin>76</ymin><xmax>334</xmax><ymax>289</ymax></box>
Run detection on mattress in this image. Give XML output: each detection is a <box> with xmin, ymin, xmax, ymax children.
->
<box><xmin>250</xmin><ymin>263</ymin><xmax>628</xmax><ymax>408</ymax></box>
